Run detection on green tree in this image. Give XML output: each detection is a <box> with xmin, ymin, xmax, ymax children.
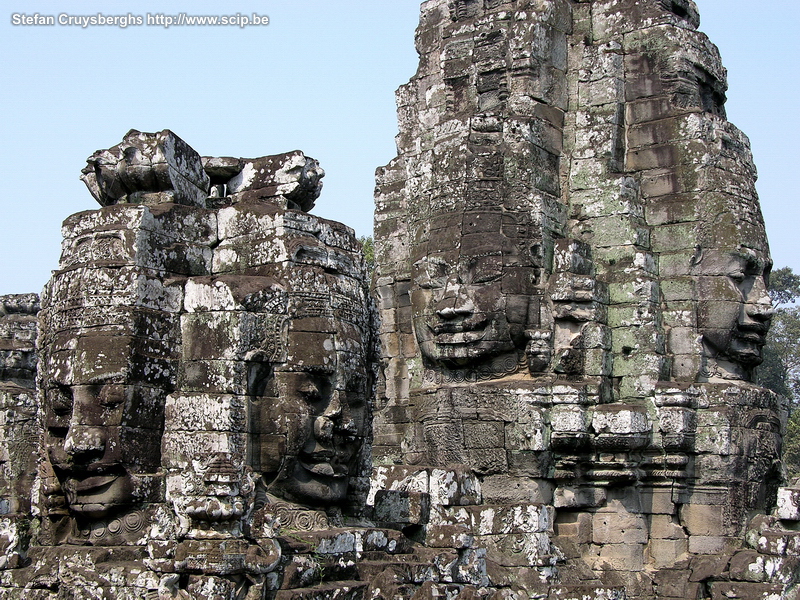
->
<box><xmin>785</xmin><ymin>410</ymin><xmax>800</xmax><ymax>482</ymax></box>
<box><xmin>758</xmin><ymin>308</ymin><xmax>800</xmax><ymax>400</ymax></box>
<box><xmin>359</xmin><ymin>236</ymin><xmax>375</xmax><ymax>276</ymax></box>
<box><xmin>759</xmin><ymin>266</ymin><xmax>800</xmax><ymax>479</ymax></box>
<box><xmin>769</xmin><ymin>267</ymin><xmax>800</xmax><ymax>306</ymax></box>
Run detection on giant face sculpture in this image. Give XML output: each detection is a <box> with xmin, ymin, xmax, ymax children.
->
<box><xmin>696</xmin><ymin>246</ymin><xmax>773</xmax><ymax>376</ymax></box>
<box><xmin>39</xmin><ymin>204</ymin><xmax>186</xmax><ymax>526</ymax></box>
<box><xmin>410</xmin><ymin>223</ymin><xmax>540</xmax><ymax>370</ymax></box>
<box><xmin>251</xmin><ymin>322</ymin><xmax>368</xmax><ymax>506</ymax></box>
<box><xmin>42</xmin><ymin>333</ymin><xmax>166</xmax><ymax>519</ymax></box>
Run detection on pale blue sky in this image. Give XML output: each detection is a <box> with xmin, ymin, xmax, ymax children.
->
<box><xmin>1</xmin><ymin>1</ymin><xmax>797</xmax><ymax>295</ymax></box>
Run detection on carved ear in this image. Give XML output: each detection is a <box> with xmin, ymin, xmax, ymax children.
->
<box><xmin>691</xmin><ymin>245</ymin><xmax>704</xmax><ymax>268</ymax></box>
<box><xmin>246</xmin><ymin>357</ymin><xmax>274</xmax><ymax>397</ymax></box>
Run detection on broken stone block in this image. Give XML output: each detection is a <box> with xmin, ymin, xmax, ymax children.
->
<box><xmin>81</xmin><ymin>129</ymin><xmax>210</xmax><ymax>207</ymax></box>
<box><xmin>593</xmin><ymin>506</ymin><xmax>647</xmax><ymax>545</ymax></box>
<box><xmin>554</xmin><ymin>486</ymin><xmax>607</xmax><ymax>509</ymax></box>
<box><xmin>775</xmin><ymin>486</ymin><xmax>800</xmax><ymax>521</ymax></box>
<box><xmin>226</xmin><ymin>152</ymin><xmax>324</xmax><ymax>212</ymax></box>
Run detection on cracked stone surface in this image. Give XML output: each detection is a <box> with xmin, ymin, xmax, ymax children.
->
<box><xmin>1</xmin><ymin>2</ymin><xmax>798</xmax><ymax>599</ymax></box>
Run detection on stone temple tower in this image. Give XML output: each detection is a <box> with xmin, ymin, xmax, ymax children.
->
<box><xmin>1</xmin><ymin>2</ymin><xmax>799</xmax><ymax>599</ymax></box>
<box><xmin>371</xmin><ymin>0</ymin><xmax>798</xmax><ymax>597</ymax></box>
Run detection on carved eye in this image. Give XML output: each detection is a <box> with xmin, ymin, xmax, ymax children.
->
<box><xmin>50</xmin><ymin>385</ymin><xmax>73</xmax><ymax>417</ymax></box>
<box><xmin>299</xmin><ymin>383</ymin><xmax>323</xmax><ymax>404</ymax></box>
<box><xmin>98</xmin><ymin>385</ymin><xmax>125</xmax><ymax>409</ymax></box>
<box><xmin>469</xmin><ymin>255</ymin><xmax>502</xmax><ymax>284</ymax></box>
<box><xmin>729</xmin><ymin>272</ymin><xmax>746</xmax><ymax>285</ymax></box>
<box><xmin>413</xmin><ymin>259</ymin><xmax>449</xmax><ymax>289</ymax></box>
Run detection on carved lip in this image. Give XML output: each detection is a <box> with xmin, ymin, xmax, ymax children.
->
<box><xmin>429</xmin><ymin>320</ymin><xmax>488</xmax><ymax>344</ymax></box>
<box><xmin>71</xmin><ymin>474</ymin><xmax>120</xmax><ymax>493</ymax></box>
<box><xmin>432</xmin><ymin>330</ymin><xmax>487</xmax><ymax>345</ymax></box>
<box><xmin>736</xmin><ymin>333</ymin><xmax>766</xmax><ymax>344</ymax></box>
<box><xmin>430</xmin><ymin>319</ymin><xmax>486</xmax><ymax>334</ymax></box>
<box><xmin>299</xmin><ymin>454</ymin><xmax>349</xmax><ymax>479</ymax></box>
<box><xmin>734</xmin><ymin>326</ymin><xmax>767</xmax><ymax>345</ymax></box>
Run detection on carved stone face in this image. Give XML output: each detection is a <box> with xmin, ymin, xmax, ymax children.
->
<box><xmin>410</xmin><ymin>242</ymin><xmax>536</xmax><ymax>369</ymax></box>
<box><xmin>696</xmin><ymin>247</ymin><xmax>773</xmax><ymax>370</ymax></box>
<box><xmin>253</xmin><ymin>326</ymin><xmax>368</xmax><ymax>506</ymax></box>
<box><xmin>42</xmin><ymin>334</ymin><xmax>164</xmax><ymax>519</ymax></box>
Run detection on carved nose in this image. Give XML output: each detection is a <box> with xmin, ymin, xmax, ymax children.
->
<box><xmin>746</xmin><ymin>279</ymin><xmax>774</xmax><ymax>321</ymax></box>
<box><xmin>324</xmin><ymin>392</ymin><xmax>342</xmax><ymax>419</ymax></box>
<box><xmin>436</xmin><ymin>284</ymin><xmax>474</xmax><ymax>319</ymax></box>
<box><xmin>64</xmin><ymin>426</ymin><xmax>106</xmax><ymax>458</ymax></box>
<box><xmin>314</xmin><ymin>393</ymin><xmax>343</xmax><ymax>442</ymax></box>
<box><xmin>437</xmin><ymin>306</ymin><xmax>468</xmax><ymax>319</ymax></box>
<box><xmin>746</xmin><ymin>301</ymin><xmax>773</xmax><ymax>320</ymax></box>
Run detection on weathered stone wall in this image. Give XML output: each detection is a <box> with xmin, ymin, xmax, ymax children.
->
<box><xmin>1</xmin><ymin>2</ymin><xmax>799</xmax><ymax>598</ymax></box>
<box><xmin>0</xmin><ymin>131</ymin><xmax>389</xmax><ymax>599</ymax></box>
<box><xmin>372</xmin><ymin>1</ymin><xmax>799</xmax><ymax>598</ymax></box>
<box><xmin>0</xmin><ymin>294</ymin><xmax>40</xmax><ymax>569</ymax></box>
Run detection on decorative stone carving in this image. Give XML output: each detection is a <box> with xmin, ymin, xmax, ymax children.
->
<box><xmin>410</xmin><ymin>213</ymin><xmax>545</xmax><ymax>374</ymax></box>
<box><xmin>0</xmin><ymin>130</ymin><xmax>389</xmax><ymax>599</ymax></box>
<box><xmin>0</xmin><ymin>1</ymin><xmax>796</xmax><ymax>598</ymax></box>
<box><xmin>81</xmin><ymin>129</ymin><xmax>210</xmax><ymax>207</ymax></box>
<box><xmin>693</xmin><ymin>236</ymin><xmax>773</xmax><ymax>381</ymax></box>
<box><xmin>37</xmin><ymin>200</ymin><xmax>198</xmax><ymax>544</ymax></box>
<box><xmin>371</xmin><ymin>0</ymin><xmax>793</xmax><ymax>598</ymax></box>
<box><xmin>0</xmin><ymin>294</ymin><xmax>40</xmax><ymax>569</ymax></box>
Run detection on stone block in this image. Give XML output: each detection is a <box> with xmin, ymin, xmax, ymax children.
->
<box><xmin>648</xmin><ymin>538</ymin><xmax>688</xmax><ymax>569</ymax></box>
<box><xmin>680</xmin><ymin>503</ymin><xmax>725</xmax><ymax>537</ymax></box>
<box><xmin>82</xmin><ymin>129</ymin><xmax>210</xmax><ymax>208</ymax></box>
<box><xmin>762</xmin><ymin>555</ymin><xmax>800</xmax><ymax>586</ymax></box>
<box><xmin>708</xmin><ymin>582</ymin><xmax>784</xmax><ymax>600</ymax></box>
<box><xmin>368</xmin><ymin>465</ymin><xmax>481</xmax><ymax>507</ymax></box>
<box><xmin>756</xmin><ymin>530</ymin><xmax>800</xmax><ymax>557</ymax></box>
<box><xmin>423</xmin><ymin>523</ymin><xmax>473</xmax><ymax>549</ymax></box>
<box><xmin>463</xmin><ymin>420</ymin><xmax>504</xmax><ymax>449</ymax></box>
<box><xmin>776</xmin><ymin>487</ymin><xmax>800</xmax><ymax>521</ymax></box>
<box><xmin>638</xmin><ymin>486</ymin><xmax>679</xmax><ymax>515</ymax></box>
<box><xmin>547</xmin><ymin>585</ymin><xmax>626</xmax><ymax>600</ymax></box>
<box><xmin>653</xmin><ymin>568</ymin><xmax>700</xmax><ymax>599</ymax></box>
<box><xmin>657</xmin><ymin>406</ymin><xmax>696</xmax><ymax>435</ymax></box>
<box><xmin>728</xmin><ymin>550</ymin><xmax>767</xmax><ymax>583</ymax></box>
<box><xmin>165</xmin><ymin>393</ymin><xmax>247</xmax><ymax>433</ymax></box>
<box><xmin>593</xmin><ymin>542</ymin><xmax>645</xmax><ymax>572</ymax></box>
<box><xmin>593</xmin><ymin>509</ymin><xmax>647</xmax><ymax>545</ymax></box>
<box><xmin>688</xmin><ymin>535</ymin><xmax>740</xmax><ymax>556</ymax></box>
<box><xmin>551</xmin><ymin>405</ymin><xmax>589</xmax><ymax>433</ymax></box>
<box><xmin>374</xmin><ymin>490</ymin><xmax>431</xmax><ymax>525</ymax></box>
<box><xmin>161</xmin><ymin>431</ymin><xmax>247</xmax><ymax>469</ymax></box>
<box><xmin>468</xmin><ymin>503</ymin><xmax>554</xmax><ymax>536</ymax></box>
<box><xmin>554</xmin><ymin>512</ymin><xmax>592</xmax><ymax>545</ymax></box>
<box><xmin>480</xmin><ymin>475</ymin><xmax>553</xmax><ymax>504</ymax></box>
<box><xmin>651</xmin><ymin>221</ymin><xmax>698</xmax><ymax>253</ymax></box>
<box><xmin>475</xmin><ymin>532</ymin><xmax>552</xmax><ymax>568</ymax></box>
<box><xmin>467</xmin><ymin>448</ymin><xmax>508</xmax><ymax>475</ymax></box>
<box><xmin>506</xmin><ymin>450</ymin><xmax>553</xmax><ymax>479</ymax></box>
<box><xmin>592</xmin><ymin>404</ymin><xmax>650</xmax><ymax>434</ymax></box>
<box><xmin>505</xmin><ymin>418</ymin><xmax>548</xmax><ymax>452</ymax></box>
<box><xmin>454</xmin><ymin>547</ymin><xmax>488</xmax><ymax>586</ymax></box>
<box><xmin>429</xmin><ymin>467</ymin><xmax>482</xmax><ymax>506</ymax></box>
<box><xmin>650</xmin><ymin>515</ymin><xmax>686</xmax><ymax>540</ymax></box>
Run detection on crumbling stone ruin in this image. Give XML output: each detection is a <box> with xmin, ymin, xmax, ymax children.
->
<box><xmin>0</xmin><ymin>294</ymin><xmax>39</xmax><ymax>570</ymax></box>
<box><xmin>0</xmin><ymin>1</ymin><xmax>799</xmax><ymax>599</ymax></box>
<box><xmin>0</xmin><ymin>129</ymin><xmax>383</xmax><ymax>598</ymax></box>
<box><xmin>371</xmin><ymin>0</ymin><xmax>799</xmax><ymax>597</ymax></box>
